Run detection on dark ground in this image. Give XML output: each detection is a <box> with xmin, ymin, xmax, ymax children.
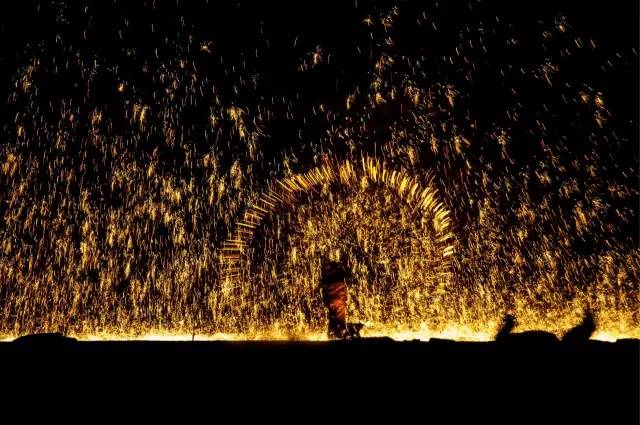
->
<box><xmin>1</xmin><ymin>335</ymin><xmax>638</xmax><ymax>422</ymax></box>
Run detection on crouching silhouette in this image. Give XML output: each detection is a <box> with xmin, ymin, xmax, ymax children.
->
<box><xmin>495</xmin><ymin>314</ymin><xmax>558</xmax><ymax>343</ymax></box>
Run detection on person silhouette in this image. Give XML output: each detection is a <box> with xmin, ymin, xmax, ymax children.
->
<box><xmin>562</xmin><ymin>311</ymin><xmax>596</xmax><ymax>342</ymax></box>
<box><xmin>319</xmin><ymin>260</ymin><xmax>362</xmax><ymax>339</ymax></box>
<box><xmin>495</xmin><ymin>314</ymin><xmax>516</xmax><ymax>341</ymax></box>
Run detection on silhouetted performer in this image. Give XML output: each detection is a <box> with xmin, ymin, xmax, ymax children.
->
<box><xmin>495</xmin><ymin>313</ymin><xmax>559</xmax><ymax>343</ymax></box>
<box><xmin>320</xmin><ymin>260</ymin><xmax>362</xmax><ymax>339</ymax></box>
<box><xmin>495</xmin><ymin>314</ymin><xmax>516</xmax><ymax>341</ymax></box>
<box><xmin>562</xmin><ymin>311</ymin><xmax>595</xmax><ymax>343</ymax></box>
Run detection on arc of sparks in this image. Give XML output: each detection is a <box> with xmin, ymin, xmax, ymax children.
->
<box><xmin>220</xmin><ymin>156</ymin><xmax>455</xmax><ymax>280</ymax></box>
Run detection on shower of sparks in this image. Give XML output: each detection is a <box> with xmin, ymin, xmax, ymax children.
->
<box><xmin>218</xmin><ymin>156</ymin><xmax>455</xmax><ymax>334</ymax></box>
<box><xmin>0</xmin><ymin>2</ymin><xmax>637</xmax><ymax>340</ymax></box>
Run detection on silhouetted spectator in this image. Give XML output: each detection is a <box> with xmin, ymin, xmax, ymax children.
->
<box><xmin>495</xmin><ymin>314</ymin><xmax>558</xmax><ymax>343</ymax></box>
<box><xmin>496</xmin><ymin>314</ymin><xmax>516</xmax><ymax>341</ymax></box>
<box><xmin>562</xmin><ymin>311</ymin><xmax>596</xmax><ymax>343</ymax></box>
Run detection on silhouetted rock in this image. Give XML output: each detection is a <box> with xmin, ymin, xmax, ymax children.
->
<box><xmin>12</xmin><ymin>333</ymin><xmax>77</xmax><ymax>345</ymax></box>
<box><xmin>617</xmin><ymin>338</ymin><xmax>640</xmax><ymax>346</ymax></box>
<box><xmin>427</xmin><ymin>338</ymin><xmax>458</xmax><ymax>345</ymax></box>
<box><xmin>499</xmin><ymin>330</ymin><xmax>559</xmax><ymax>344</ymax></box>
<box><xmin>562</xmin><ymin>311</ymin><xmax>596</xmax><ymax>343</ymax></box>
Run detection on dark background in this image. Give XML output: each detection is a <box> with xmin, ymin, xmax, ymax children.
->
<box><xmin>1</xmin><ymin>0</ymin><xmax>637</xmax><ymax>169</ymax></box>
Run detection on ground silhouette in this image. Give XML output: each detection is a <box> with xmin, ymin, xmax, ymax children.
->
<box><xmin>0</xmin><ymin>332</ymin><xmax>637</xmax><ymax>423</ymax></box>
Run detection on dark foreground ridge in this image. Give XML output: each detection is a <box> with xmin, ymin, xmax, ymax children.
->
<box><xmin>1</xmin><ymin>333</ymin><xmax>638</xmax><ymax>422</ymax></box>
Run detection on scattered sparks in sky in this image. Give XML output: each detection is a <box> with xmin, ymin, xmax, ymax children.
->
<box><xmin>0</xmin><ymin>1</ymin><xmax>637</xmax><ymax>340</ymax></box>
